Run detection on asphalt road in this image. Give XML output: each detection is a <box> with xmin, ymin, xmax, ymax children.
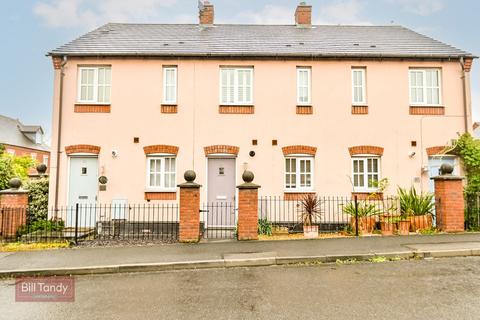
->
<box><xmin>1</xmin><ymin>257</ymin><xmax>480</xmax><ymax>320</ymax></box>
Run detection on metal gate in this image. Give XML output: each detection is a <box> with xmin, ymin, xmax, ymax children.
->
<box><xmin>201</xmin><ymin>202</ymin><xmax>236</xmax><ymax>239</ymax></box>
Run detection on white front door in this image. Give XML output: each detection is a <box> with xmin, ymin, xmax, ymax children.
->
<box><xmin>207</xmin><ymin>158</ymin><xmax>236</xmax><ymax>228</ymax></box>
<box><xmin>68</xmin><ymin>157</ymin><xmax>98</xmax><ymax>227</ymax></box>
<box><xmin>428</xmin><ymin>156</ymin><xmax>457</xmax><ymax>193</ymax></box>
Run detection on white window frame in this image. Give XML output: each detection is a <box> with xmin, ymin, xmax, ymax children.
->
<box><xmin>6</xmin><ymin>149</ymin><xmax>15</xmax><ymax>156</ymax></box>
<box><xmin>43</xmin><ymin>155</ymin><xmax>49</xmax><ymax>165</ymax></box>
<box><xmin>145</xmin><ymin>155</ymin><xmax>177</xmax><ymax>192</ymax></box>
<box><xmin>352</xmin><ymin>68</ymin><xmax>367</xmax><ymax>105</ymax></box>
<box><xmin>409</xmin><ymin>68</ymin><xmax>442</xmax><ymax>106</ymax></box>
<box><xmin>351</xmin><ymin>156</ymin><xmax>381</xmax><ymax>192</ymax></box>
<box><xmin>162</xmin><ymin>66</ymin><xmax>178</xmax><ymax>104</ymax></box>
<box><xmin>284</xmin><ymin>155</ymin><xmax>315</xmax><ymax>192</ymax></box>
<box><xmin>30</xmin><ymin>153</ymin><xmax>37</xmax><ymax>161</ymax></box>
<box><xmin>219</xmin><ymin>67</ymin><xmax>254</xmax><ymax>105</ymax></box>
<box><xmin>77</xmin><ymin>66</ymin><xmax>111</xmax><ymax>104</ymax></box>
<box><xmin>297</xmin><ymin>67</ymin><xmax>312</xmax><ymax>105</ymax></box>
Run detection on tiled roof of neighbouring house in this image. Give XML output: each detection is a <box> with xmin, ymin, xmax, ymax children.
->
<box><xmin>49</xmin><ymin>23</ymin><xmax>474</xmax><ymax>59</ymax></box>
<box><xmin>0</xmin><ymin>115</ymin><xmax>49</xmax><ymax>152</ymax></box>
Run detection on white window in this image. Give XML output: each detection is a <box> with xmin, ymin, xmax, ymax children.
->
<box><xmin>409</xmin><ymin>69</ymin><xmax>441</xmax><ymax>105</ymax></box>
<box><xmin>297</xmin><ymin>67</ymin><xmax>311</xmax><ymax>105</ymax></box>
<box><xmin>285</xmin><ymin>156</ymin><xmax>314</xmax><ymax>192</ymax></box>
<box><xmin>352</xmin><ymin>157</ymin><xmax>381</xmax><ymax>192</ymax></box>
<box><xmin>146</xmin><ymin>156</ymin><xmax>176</xmax><ymax>191</ymax></box>
<box><xmin>43</xmin><ymin>155</ymin><xmax>49</xmax><ymax>165</ymax></box>
<box><xmin>352</xmin><ymin>68</ymin><xmax>366</xmax><ymax>105</ymax></box>
<box><xmin>6</xmin><ymin>149</ymin><xmax>15</xmax><ymax>156</ymax></box>
<box><xmin>77</xmin><ymin>67</ymin><xmax>111</xmax><ymax>104</ymax></box>
<box><xmin>163</xmin><ymin>66</ymin><xmax>177</xmax><ymax>104</ymax></box>
<box><xmin>30</xmin><ymin>153</ymin><xmax>37</xmax><ymax>161</ymax></box>
<box><xmin>220</xmin><ymin>67</ymin><xmax>253</xmax><ymax>105</ymax></box>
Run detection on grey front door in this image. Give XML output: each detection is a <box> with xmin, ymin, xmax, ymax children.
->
<box><xmin>67</xmin><ymin>157</ymin><xmax>98</xmax><ymax>227</ymax></box>
<box><xmin>207</xmin><ymin>158</ymin><xmax>236</xmax><ymax>228</ymax></box>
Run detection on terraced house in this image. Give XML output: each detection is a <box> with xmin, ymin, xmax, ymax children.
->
<box><xmin>48</xmin><ymin>1</ymin><xmax>475</xmax><ymax>216</ymax></box>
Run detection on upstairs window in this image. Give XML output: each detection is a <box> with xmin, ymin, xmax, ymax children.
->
<box><xmin>285</xmin><ymin>156</ymin><xmax>314</xmax><ymax>192</ymax></box>
<box><xmin>220</xmin><ymin>67</ymin><xmax>253</xmax><ymax>105</ymax></box>
<box><xmin>297</xmin><ymin>67</ymin><xmax>311</xmax><ymax>105</ymax></box>
<box><xmin>146</xmin><ymin>156</ymin><xmax>176</xmax><ymax>191</ymax></box>
<box><xmin>409</xmin><ymin>69</ymin><xmax>441</xmax><ymax>105</ymax></box>
<box><xmin>163</xmin><ymin>66</ymin><xmax>177</xmax><ymax>104</ymax></box>
<box><xmin>78</xmin><ymin>67</ymin><xmax>111</xmax><ymax>104</ymax></box>
<box><xmin>352</xmin><ymin>68</ymin><xmax>366</xmax><ymax>105</ymax></box>
<box><xmin>352</xmin><ymin>157</ymin><xmax>380</xmax><ymax>192</ymax></box>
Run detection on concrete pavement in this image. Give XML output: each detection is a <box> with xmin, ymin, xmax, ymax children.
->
<box><xmin>2</xmin><ymin>257</ymin><xmax>480</xmax><ymax>319</ymax></box>
<box><xmin>2</xmin><ymin>233</ymin><xmax>480</xmax><ymax>277</ymax></box>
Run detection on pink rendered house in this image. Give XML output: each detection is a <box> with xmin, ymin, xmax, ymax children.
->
<box><xmin>47</xmin><ymin>1</ymin><xmax>475</xmax><ymax>216</ymax></box>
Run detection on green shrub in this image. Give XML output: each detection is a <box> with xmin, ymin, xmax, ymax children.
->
<box><xmin>258</xmin><ymin>218</ymin><xmax>273</xmax><ymax>236</ymax></box>
<box><xmin>398</xmin><ymin>187</ymin><xmax>434</xmax><ymax>216</ymax></box>
<box><xmin>17</xmin><ymin>218</ymin><xmax>65</xmax><ymax>236</ymax></box>
<box><xmin>343</xmin><ymin>201</ymin><xmax>381</xmax><ymax>217</ymax></box>
<box><xmin>0</xmin><ymin>152</ymin><xmax>36</xmax><ymax>190</ymax></box>
<box><xmin>24</xmin><ymin>177</ymin><xmax>49</xmax><ymax>222</ymax></box>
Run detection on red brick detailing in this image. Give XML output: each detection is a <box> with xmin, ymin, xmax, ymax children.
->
<box><xmin>204</xmin><ymin>145</ymin><xmax>239</xmax><ymax>156</ymax></box>
<box><xmin>426</xmin><ymin>146</ymin><xmax>447</xmax><ymax>156</ymax></box>
<box><xmin>284</xmin><ymin>192</ymin><xmax>315</xmax><ymax>201</ymax></box>
<box><xmin>409</xmin><ymin>106</ymin><xmax>445</xmax><ymax>115</ymax></box>
<box><xmin>237</xmin><ymin>188</ymin><xmax>259</xmax><ymax>240</ymax></box>
<box><xmin>348</xmin><ymin>145</ymin><xmax>384</xmax><ymax>156</ymax></box>
<box><xmin>74</xmin><ymin>104</ymin><xmax>111</xmax><ymax>113</ymax></box>
<box><xmin>143</xmin><ymin>145</ymin><xmax>179</xmax><ymax>155</ymax></box>
<box><xmin>199</xmin><ymin>3</ymin><xmax>214</xmax><ymax>25</ymax></box>
<box><xmin>352</xmin><ymin>106</ymin><xmax>368</xmax><ymax>115</ymax></box>
<box><xmin>144</xmin><ymin>192</ymin><xmax>176</xmax><ymax>201</ymax></box>
<box><xmin>434</xmin><ymin>178</ymin><xmax>465</xmax><ymax>232</ymax></box>
<box><xmin>351</xmin><ymin>192</ymin><xmax>383</xmax><ymax>201</ymax></box>
<box><xmin>2</xmin><ymin>144</ymin><xmax>50</xmax><ymax>175</ymax></box>
<box><xmin>296</xmin><ymin>106</ymin><xmax>313</xmax><ymax>114</ymax></box>
<box><xmin>52</xmin><ymin>57</ymin><xmax>62</xmax><ymax>70</ymax></box>
<box><xmin>0</xmin><ymin>192</ymin><xmax>28</xmax><ymax>238</ymax></box>
<box><xmin>179</xmin><ymin>187</ymin><xmax>200</xmax><ymax>243</ymax></box>
<box><xmin>65</xmin><ymin>144</ymin><xmax>100</xmax><ymax>155</ymax></box>
<box><xmin>464</xmin><ymin>58</ymin><xmax>473</xmax><ymax>72</ymax></box>
<box><xmin>295</xmin><ymin>4</ymin><xmax>312</xmax><ymax>26</ymax></box>
<box><xmin>282</xmin><ymin>145</ymin><xmax>317</xmax><ymax>156</ymax></box>
<box><xmin>219</xmin><ymin>105</ymin><xmax>254</xmax><ymax>114</ymax></box>
<box><xmin>161</xmin><ymin>105</ymin><xmax>178</xmax><ymax>113</ymax></box>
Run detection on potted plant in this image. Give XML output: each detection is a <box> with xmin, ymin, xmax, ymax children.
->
<box><xmin>299</xmin><ymin>194</ymin><xmax>322</xmax><ymax>238</ymax></box>
<box><xmin>397</xmin><ymin>212</ymin><xmax>411</xmax><ymax>235</ymax></box>
<box><xmin>343</xmin><ymin>201</ymin><xmax>381</xmax><ymax>234</ymax></box>
<box><xmin>398</xmin><ymin>187</ymin><xmax>434</xmax><ymax>232</ymax></box>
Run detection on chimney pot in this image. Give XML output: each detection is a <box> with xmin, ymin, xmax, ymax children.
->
<box><xmin>295</xmin><ymin>2</ymin><xmax>312</xmax><ymax>26</ymax></box>
<box><xmin>199</xmin><ymin>0</ymin><xmax>214</xmax><ymax>25</ymax></box>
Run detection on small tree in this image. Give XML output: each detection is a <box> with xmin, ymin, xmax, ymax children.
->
<box><xmin>0</xmin><ymin>152</ymin><xmax>36</xmax><ymax>190</ymax></box>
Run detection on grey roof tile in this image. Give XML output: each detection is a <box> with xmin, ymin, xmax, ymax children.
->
<box><xmin>50</xmin><ymin>24</ymin><xmax>474</xmax><ymax>59</ymax></box>
<box><xmin>0</xmin><ymin>115</ymin><xmax>49</xmax><ymax>152</ymax></box>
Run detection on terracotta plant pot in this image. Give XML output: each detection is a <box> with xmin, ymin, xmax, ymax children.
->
<box><xmin>380</xmin><ymin>221</ymin><xmax>395</xmax><ymax>236</ymax></box>
<box><xmin>303</xmin><ymin>225</ymin><xmax>319</xmax><ymax>239</ymax></box>
<box><xmin>397</xmin><ymin>220</ymin><xmax>410</xmax><ymax>236</ymax></box>
<box><xmin>350</xmin><ymin>216</ymin><xmax>376</xmax><ymax>235</ymax></box>
<box><xmin>409</xmin><ymin>215</ymin><xmax>433</xmax><ymax>231</ymax></box>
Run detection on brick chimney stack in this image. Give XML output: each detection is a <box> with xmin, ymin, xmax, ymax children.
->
<box><xmin>295</xmin><ymin>2</ymin><xmax>312</xmax><ymax>27</ymax></box>
<box><xmin>199</xmin><ymin>0</ymin><xmax>214</xmax><ymax>25</ymax></box>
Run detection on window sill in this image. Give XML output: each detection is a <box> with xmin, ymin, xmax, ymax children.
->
<box><xmin>219</xmin><ymin>105</ymin><xmax>254</xmax><ymax>114</ymax></box>
<box><xmin>283</xmin><ymin>192</ymin><xmax>316</xmax><ymax>201</ymax></box>
<box><xmin>161</xmin><ymin>104</ymin><xmax>178</xmax><ymax>114</ymax></box>
<box><xmin>74</xmin><ymin>104</ymin><xmax>111</xmax><ymax>113</ymax></box>
<box><xmin>144</xmin><ymin>191</ymin><xmax>177</xmax><ymax>201</ymax></box>
<box><xmin>351</xmin><ymin>105</ymin><xmax>368</xmax><ymax>115</ymax></box>
<box><xmin>351</xmin><ymin>191</ymin><xmax>383</xmax><ymax>200</ymax></box>
<box><xmin>409</xmin><ymin>106</ymin><xmax>445</xmax><ymax>115</ymax></box>
<box><xmin>296</xmin><ymin>105</ymin><xmax>313</xmax><ymax>115</ymax></box>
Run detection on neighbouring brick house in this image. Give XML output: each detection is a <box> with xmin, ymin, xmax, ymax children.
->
<box><xmin>47</xmin><ymin>1</ymin><xmax>475</xmax><ymax>215</ymax></box>
<box><xmin>0</xmin><ymin>114</ymin><xmax>50</xmax><ymax>175</ymax></box>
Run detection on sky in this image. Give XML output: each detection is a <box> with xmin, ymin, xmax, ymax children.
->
<box><xmin>0</xmin><ymin>0</ymin><xmax>478</xmax><ymax>143</ymax></box>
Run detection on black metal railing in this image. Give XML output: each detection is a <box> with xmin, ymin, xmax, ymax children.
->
<box><xmin>201</xmin><ymin>202</ymin><xmax>236</xmax><ymax>239</ymax></box>
<box><xmin>0</xmin><ymin>204</ymin><xmax>179</xmax><ymax>243</ymax></box>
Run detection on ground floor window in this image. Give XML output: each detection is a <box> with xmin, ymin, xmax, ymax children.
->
<box><xmin>352</xmin><ymin>157</ymin><xmax>380</xmax><ymax>192</ymax></box>
<box><xmin>146</xmin><ymin>156</ymin><xmax>176</xmax><ymax>191</ymax></box>
<box><xmin>285</xmin><ymin>156</ymin><xmax>314</xmax><ymax>191</ymax></box>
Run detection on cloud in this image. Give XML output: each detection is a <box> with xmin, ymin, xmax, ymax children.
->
<box><xmin>230</xmin><ymin>0</ymin><xmax>371</xmax><ymax>25</ymax></box>
<box><xmin>34</xmin><ymin>0</ymin><xmax>180</xmax><ymax>29</ymax></box>
<box><xmin>387</xmin><ymin>0</ymin><xmax>444</xmax><ymax>16</ymax></box>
